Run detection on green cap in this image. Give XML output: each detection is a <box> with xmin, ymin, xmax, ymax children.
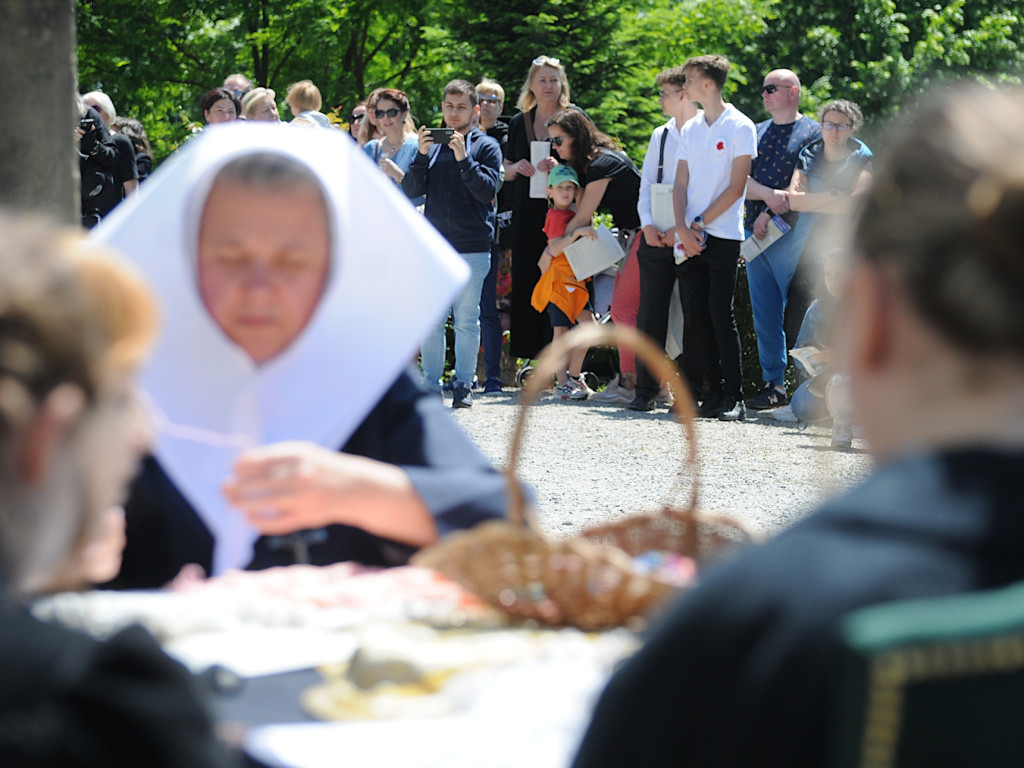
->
<box><xmin>547</xmin><ymin>165</ymin><xmax>580</xmax><ymax>187</ymax></box>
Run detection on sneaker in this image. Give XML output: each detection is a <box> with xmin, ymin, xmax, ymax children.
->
<box><xmin>444</xmin><ymin>375</ymin><xmax>478</xmax><ymax>393</ymax></box>
<box><xmin>719</xmin><ymin>400</ymin><xmax>746</xmax><ymax>421</ymax></box>
<box><xmin>627</xmin><ymin>394</ymin><xmax>655</xmax><ymax>412</ymax></box>
<box><xmin>745</xmin><ymin>383</ymin><xmax>788</xmax><ymax>411</ymax></box>
<box><xmin>452</xmin><ymin>383</ymin><xmax>472</xmax><ymax>409</ymax></box>
<box><xmin>831</xmin><ymin>423</ymin><xmax>853</xmax><ymax>450</ymax></box>
<box><xmin>568</xmin><ymin>373</ymin><xmax>594</xmax><ymax>400</ymax></box>
<box><xmin>589</xmin><ymin>374</ymin><xmax>633</xmax><ymax>405</ymax></box>
<box><xmin>481</xmin><ymin>378</ymin><xmax>503</xmax><ymax>395</ymax></box>
<box><xmin>556</xmin><ymin>375</ymin><xmax>590</xmax><ymax>401</ymax></box>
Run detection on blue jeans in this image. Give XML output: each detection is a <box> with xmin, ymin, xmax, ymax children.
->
<box><xmin>421</xmin><ymin>250</ymin><xmax>491</xmax><ymax>389</ymax></box>
<box><xmin>479</xmin><ymin>244</ymin><xmax>503</xmax><ymax>385</ymax></box>
<box><xmin>745</xmin><ymin>222</ymin><xmax>812</xmax><ymax>388</ymax></box>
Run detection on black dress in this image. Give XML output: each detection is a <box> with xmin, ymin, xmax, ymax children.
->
<box><xmin>110</xmin><ymin>371</ymin><xmax>508</xmax><ymax>589</ymax></box>
<box><xmin>0</xmin><ymin>587</ymin><xmax>233</xmax><ymax>767</ymax></box>
<box><xmin>505</xmin><ymin>108</ymin><xmax>555</xmax><ymax>359</ymax></box>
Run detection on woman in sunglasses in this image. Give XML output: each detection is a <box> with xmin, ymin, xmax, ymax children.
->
<box><xmin>785</xmin><ymin>99</ymin><xmax>873</xmax><ymax>323</ymax></box>
<box><xmin>362</xmin><ymin>88</ymin><xmax>423</xmax><ymax>206</ymax></box>
<box><xmin>503</xmin><ymin>55</ymin><xmax>581</xmax><ymax>360</ymax></box>
<box><xmin>545</xmin><ymin>108</ymin><xmax>644</xmax><ymax>404</ymax></box>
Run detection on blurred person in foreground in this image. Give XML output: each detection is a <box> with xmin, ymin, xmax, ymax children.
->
<box><xmin>93</xmin><ymin>123</ymin><xmax>506</xmax><ymax>589</ymax></box>
<box><xmin>573</xmin><ymin>83</ymin><xmax>1024</xmax><ymax>767</ymax></box>
<box><xmin>0</xmin><ymin>213</ymin><xmax>232</xmax><ymax>767</ymax></box>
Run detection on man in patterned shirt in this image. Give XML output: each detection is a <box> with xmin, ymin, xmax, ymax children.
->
<box><xmin>743</xmin><ymin>69</ymin><xmax>821</xmax><ymax>411</ymax></box>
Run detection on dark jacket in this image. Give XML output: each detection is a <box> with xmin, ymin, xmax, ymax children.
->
<box><xmin>402</xmin><ymin>127</ymin><xmax>501</xmax><ymax>253</ymax></box>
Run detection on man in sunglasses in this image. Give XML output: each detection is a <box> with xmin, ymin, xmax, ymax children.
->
<box><xmin>743</xmin><ymin>69</ymin><xmax>821</xmax><ymax>412</ymax></box>
<box><xmin>403</xmin><ymin>80</ymin><xmax>502</xmax><ymax>409</ymax></box>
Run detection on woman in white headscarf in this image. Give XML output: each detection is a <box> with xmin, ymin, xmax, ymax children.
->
<box><xmin>92</xmin><ymin>124</ymin><xmax>507</xmax><ymax>588</ymax></box>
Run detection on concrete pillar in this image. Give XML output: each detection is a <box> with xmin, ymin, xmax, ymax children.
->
<box><xmin>0</xmin><ymin>0</ymin><xmax>78</xmax><ymax>225</ymax></box>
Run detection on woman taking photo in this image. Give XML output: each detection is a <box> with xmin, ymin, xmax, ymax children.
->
<box><xmin>783</xmin><ymin>99</ymin><xmax>872</xmax><ymax>341</ymax></box>
<box><xmin>546</xmin><ymin>108</ymin><xmax>643</xmax><ymax>403</ymax></box>
<box><xmin>503</xmin><ymin>55</ymin><xmax>576</xmax><ymax>360</ymax></box>
<box><xmin>362</xmin><ymin>88</ymin><xmax>422</xmax><ymax>205</ymax></box>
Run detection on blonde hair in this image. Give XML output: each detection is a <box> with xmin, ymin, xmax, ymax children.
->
<box><xmin>853</xmin><ymin>84</ymin><xmax>1024</xmax><ymax>358</ymax></box>
<box><xmin>476</xmin><ymin>78</ymin><xmax>505</xmax><ymax>104</ymax></box>
<box><xmin>0</xmin><ymin>214</ymin><xmax>156</xmax><ymax>590</ymax></box>
<box><xmin>286</xmin><ymin>79</ymin><xmax>322</xmax><ymax>112</ymax></box>
<box><xmin>516</xmin><ymin>56</ymin><xmax>571</xmax><ymax>113</ymax></box>
<box><xmin>241</xmin><ymin>87</ymin><xmax>277</xmax><ymax>119</ymax></box>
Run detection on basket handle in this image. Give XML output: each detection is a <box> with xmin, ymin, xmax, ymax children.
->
<box><xmin>507</xmin><ymin>323</ymin><xmax>700</xmax><ymax>528</ymax></box>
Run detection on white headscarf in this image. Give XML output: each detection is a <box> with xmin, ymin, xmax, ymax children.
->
<box><xmin>91</xmin><ymin>123</ymin><xmax>469</xmax><ymax>575</ymax></box>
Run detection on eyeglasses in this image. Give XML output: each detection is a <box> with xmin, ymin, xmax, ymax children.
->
<box><xmin>533</xmin><ymin>56</ymin><xmax>561</xmax><ymax>67</ymax></box>
<box><xmin>658</xmin><ymin>88</ymin><xmax>682</xmax><ymax>100</ymax></box>
<box><xmin>350</xmin><ymin>113</ymin><xmax>365</xmax><ymax>122</ymax></box>
<box><xmin>374</xmin><ymin>107</ymin><xmax>404</xmax><ymax>119</ymax></box>
<box><xmin>479</xmin><ymin>95</ymin><xmax>501</xmax><ymax>104</ymax></box>
<box><xmin>822</xmin><ymin>120</ymin><xmax>852</xmax><ymax>132</ymax></box>
<box><xmin>760</xmin><ymin>84</ymin><xmax>794</xmax><ymax>95</ymax></box>
<box><xmin>549</xmin><ymin>136</ymin><xmax>566</xmax><ymax>146</ymax></box>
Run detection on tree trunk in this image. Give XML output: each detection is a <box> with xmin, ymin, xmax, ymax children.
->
<box><xmin>0</xmin><ymin>0</ymin><xmax>78</xmax><ymax>225</ymax></box>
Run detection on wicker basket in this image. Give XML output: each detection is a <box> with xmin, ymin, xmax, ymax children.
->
<box><xmin>412</xmin><ymin>323</ymin><xmax>758</xmax><ymax>631</ymax></box>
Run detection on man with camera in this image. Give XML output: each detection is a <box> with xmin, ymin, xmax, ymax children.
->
<box><xmin>403</xmin><ymin>79</ymin><xmax>502</xmax><ymax>409</ymax></box>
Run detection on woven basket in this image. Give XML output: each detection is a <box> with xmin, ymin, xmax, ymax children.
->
<box><xmin>413</xmin><ymin>323</ymin><xmax>758</xmax><ymax>631</ymax></box>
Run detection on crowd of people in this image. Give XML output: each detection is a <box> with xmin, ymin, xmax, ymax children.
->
<box><xmin>11</xmin><ymin>47</ymin><xmax>1024</xmax><ymax>766</ymax></box>
<box><xmin>78</xmin><ymin>58</ymin><xmax>871</xmax><ymax>433</ymax></box>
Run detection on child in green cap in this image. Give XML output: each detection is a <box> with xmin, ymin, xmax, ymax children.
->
<box><xmin>531</xmin><ymin>164</ymin><xmax>597</xmax><ymax>399</ymax></box>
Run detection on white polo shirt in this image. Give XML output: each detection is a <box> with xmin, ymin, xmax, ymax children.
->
<box><xmin>675</xmin><ymin>104</ymin><xmax>757</xmax><ymax>241</ymax></box>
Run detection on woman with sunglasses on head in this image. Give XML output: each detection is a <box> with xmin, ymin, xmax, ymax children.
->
<box><xmin>503</xmin><ymin>56</ymin><xmax>582</xmax><ymax>361</ymax></box>
<box><xmin>785</xmin><ymin>99</ymin><xmax>872</xmax><ymax>333</ymax></box>
<box><xmin>362</xmin><ymin>89</ymin><xmax>422</xmax><ymax>206</ymax></box>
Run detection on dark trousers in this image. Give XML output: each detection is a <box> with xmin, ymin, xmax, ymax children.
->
<box><xmin>479</xmin><ymin>243</ymin><xmax>503</xmax><ymax>384</ymax></box>
<box><xmin>635</xmin><ymin>241</ymin><xmax>703</xmax><ymax>400</ymax></box>
<box><xmin>678</xmin><ymin>234</ymin><xmax>743</xmax><ymax>402</ymax></box>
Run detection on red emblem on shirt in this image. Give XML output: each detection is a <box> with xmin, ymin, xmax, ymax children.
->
<box><xmin>716</xmin><ymin>141</ymin><xmax>725</xmax><ymax>150</ymax></box>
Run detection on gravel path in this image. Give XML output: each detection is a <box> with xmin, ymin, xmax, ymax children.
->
<box><xmin>449</xmin><ymin>389</ymin><xmax>872</xmax><ymax>539</ymax></box>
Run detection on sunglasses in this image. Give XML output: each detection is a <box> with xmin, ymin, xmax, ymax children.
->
<box><xmin>550</xmin><ymin>136</ymin><xmax>566</xmax><ymax>147</ymax></box>
<box><xmin>533</xmin><ymin>56</ymin><xmax>561</xmax><ymax>66</ymax></box>
<box><xmin>374</xmin><ymin>107</ymin><xmax>404</xmax><ymax>119</ymax></box>
<box><xmin>350</xmin><ymin>113</ymin><xmax>365</xmax><ymax>122</ymax></box>
<box><xmin>760</xmin><ymin>84</ymin><xmax>793</xmax><ymax>95</ymax></box>
<box><xmin>479</xmin><ymin>95</ymin><xmax>501</xmax><ymax>104</ymax></box>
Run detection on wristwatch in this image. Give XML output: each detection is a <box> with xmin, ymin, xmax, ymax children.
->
<box><xmin>691</xmin><ymin>215</ymin><xmax>704</xmax><ymax>230</ymax></box>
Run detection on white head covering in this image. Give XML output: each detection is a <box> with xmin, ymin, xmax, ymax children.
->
<box><xmin>91</xmin><ymin>123</ymin><xmax>469</xmax><ymax>574</ymax></box>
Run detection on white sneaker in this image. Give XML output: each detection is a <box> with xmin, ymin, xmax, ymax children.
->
<box><xmin>589</xmin><ymin>374</ymin><xmax>633</xmax><ymax>404</ymax></box>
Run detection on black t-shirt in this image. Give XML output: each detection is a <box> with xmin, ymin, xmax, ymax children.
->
<box><xmin>583</xmin><ymin>149</ymin><xmax>641</xmax><ymax>230</ymax></box>
<box><xmin>110</xmin><ymin>133</ymin><xmax>138</xmax><ymax>196</ymax></box>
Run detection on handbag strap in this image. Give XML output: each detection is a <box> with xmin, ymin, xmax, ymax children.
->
<box><xmin>656</xmin><ymin>127</ymin><xmax>670</xmax><ymax>184</ymax></box>
<box><xmin>524</xmin><ymin>107</ymin><xmax>537</xmax><ymax>144</ymax></box>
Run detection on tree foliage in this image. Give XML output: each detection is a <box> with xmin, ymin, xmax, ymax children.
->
<box><xmin>76</xmin><ymin>0</ymin><xmax>1023</xmax><ymax>165</ymax></box>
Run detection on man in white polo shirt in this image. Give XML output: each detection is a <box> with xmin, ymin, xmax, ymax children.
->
<box><xmin>671</xmin><ymin>54</ymin><xmax>757</xmax><ymax>421</ymax></box>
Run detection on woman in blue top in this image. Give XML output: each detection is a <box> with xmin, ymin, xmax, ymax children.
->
<box><xmin>786</xmin><ymin>99</ymin><xmax>872</xmax><ymax>335</ymax></box>
<box><xmin>363</xmin><ymin>88</ymin><xmax>424</xmax><ymax>206</ymax></box>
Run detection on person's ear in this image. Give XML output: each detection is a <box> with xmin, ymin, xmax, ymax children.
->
<box><xmin>843</xmin><ymin>263</ymin><xmax>894</xmax><ymax>379</ymax></box>
<box><xmin>18</xmin><ymin>384</ymin><xmax>86</xmax><ymax>487</ymax></box>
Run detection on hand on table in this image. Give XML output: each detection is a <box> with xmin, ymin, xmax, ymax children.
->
<box><xmin>222</xmin><ymin>441</ymin><xmax>439</xmax><ymax>547</ymax></box>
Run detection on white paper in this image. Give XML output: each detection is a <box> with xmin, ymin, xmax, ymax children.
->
<box><xmin>740</xmin><ymin>214</ymin><xmax>792</xmax><ymax>262</ymax></box>
<box><xmin>651</xmin><ymin>183</ymin><xmax>676</xmax><ymax>232</ymax></box>
<box><xmin>564</xmin><ymin>226</ymin><xmax>625</xmax><ymax>280</ymax></box>
<box><xmin>529</xmin><ymin>140</ymin><xmax>551</xmax><ymax>199</ymax></box>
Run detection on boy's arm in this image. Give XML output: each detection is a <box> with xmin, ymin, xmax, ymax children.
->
<box><xmin>699</xmin><ymin>155</ymin><xmax>753</xmax><ymax>225</ymax></box>
<box><xmin>456</xmin><ymin>137</ymin><xmax>501</xmax><ymax>204</ymax></box>
<box><xmin>401</xmin><ymin>148</ymin><xmax>429</xmax><ymax>199</ymax></box>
